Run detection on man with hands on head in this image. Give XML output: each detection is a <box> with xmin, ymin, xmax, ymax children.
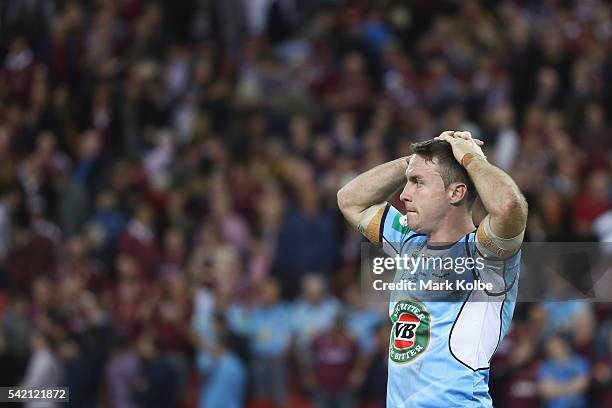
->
<box><xmin>338</xmin><ymin>131</ymin><xmax>528</xmax><ymax>407</ymax></box>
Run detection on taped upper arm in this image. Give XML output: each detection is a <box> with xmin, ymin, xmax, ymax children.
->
<box><xmin>357</xmin><ymin>202</ymin><xmax>387</xmax><ymax>243</ymax></box>
<box><xmin>476</xmin><ymin>214</ymin><xmax>525</xmax><ymax>260</ymax></box>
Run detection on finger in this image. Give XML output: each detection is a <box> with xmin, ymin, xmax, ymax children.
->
<box><xmin>454</xmin><ymin>131</ymin><xmax>472</xmax><ymax>140</ymax></box>
<box><xmin>473</xmin><ymin>139</ymin><xmax>484</xmax><ymax>146</ymax></box>
<box><xmin>435</xmin><ymin>132</ymin><xmax>454</xmax><ymax>141</ymax></box>
<box><xmin>438</xmin><ymin>131</ymin><xmax>455</xmax><ymax>139</ymax></box>
<box><xmin>437</xmin><ymin>134</ymin><xmax>455</xmax><ymax>144</ymax></box>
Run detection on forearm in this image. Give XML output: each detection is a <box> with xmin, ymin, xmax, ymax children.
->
<box><xmin>562</xmin><ymin>377</ymin><xmax>589</xmax><ymax>395</ymax></box>
<box><xmin>539</xmin><ymin>381</ymin><xmax>558</xmax><ymax>398</ymax></box>
<box><xmin>337</xmin><ymin>157</ymin><xmax>409</xmax><ymax>227</ymax></box>
<box><xmin>541</xmin><ymin>377</ymin><xmax>588</xmax><ymax>397</ymax></box>
<box><xmin>465</xmin><ymin>158</ymin><xmax>527</xmax><ymax>237</ymax></box>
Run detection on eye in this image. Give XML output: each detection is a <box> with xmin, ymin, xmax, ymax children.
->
<box><xmin>408</xmin><ymin>176</ymin><xmax>422</xmax><ymax>185</ymax></box>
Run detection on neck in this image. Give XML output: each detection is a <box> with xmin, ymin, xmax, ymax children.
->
<box><xmin>427</xmin><ymin>208</ymin><xmax>475</xmax><ymax>244</ymax></box>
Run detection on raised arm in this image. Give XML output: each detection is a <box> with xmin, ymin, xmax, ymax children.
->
<box><xmin>437</xmin><ymin>131</ymin><xmax>528</xmax><ymax>239</ymax></box>
<box><xmin>337</xmin><ymin>156</ymin><xmax>409</xmax><ymax>242</ymax></box>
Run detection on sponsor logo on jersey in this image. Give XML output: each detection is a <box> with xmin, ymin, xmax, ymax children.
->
<box><xmin>389</xmin><ymin>300</ymin><xmax>430</xmax><ymax>363</ymax></box>
<box><xmin>392</xmin><ymin>213</ymin><xmax>411</xmax><ymax>234</ymax></box>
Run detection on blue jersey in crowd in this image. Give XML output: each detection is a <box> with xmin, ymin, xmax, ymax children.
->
<box><xmin>538</xmin><ymin>355</ymin><xmax>589</xmax><ymax>408</ymax></box>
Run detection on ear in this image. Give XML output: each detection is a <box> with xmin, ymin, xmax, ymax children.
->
<box><xmin>448</xmin><ymin>182</ymin><xmax>468</xmax><ymax>206</ymax></box>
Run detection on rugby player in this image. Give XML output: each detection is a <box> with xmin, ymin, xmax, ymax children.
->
<box><xmin>337</xmin><ymin>131</ymin><xmax>528</xmax><ymax>407</ymax></box>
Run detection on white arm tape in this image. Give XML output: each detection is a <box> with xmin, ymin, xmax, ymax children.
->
<box><xmin>476</xmin><ymin>214</ymin><xmax>525</xmax><ymax>259</ymax></box>
<box><xmin>357</xmin><ymin>202</ymin><xmax>387</xmax><ymax>242</ymax></box>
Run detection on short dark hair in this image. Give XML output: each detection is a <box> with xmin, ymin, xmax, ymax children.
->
<box><xmin>410</xmin><ymin>139</ymin><xmax>478</xmax><ymax>206</ymax></box>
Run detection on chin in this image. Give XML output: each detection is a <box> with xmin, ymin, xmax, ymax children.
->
<box><xmin>405</xmin><ymin>214</ymin><xmax>419</xmax><ymax>231</ymax></box>
<box><xmin>407</xmin><ymin>218</ymin><xmax>429</xmax><ymax>234</ymax></box>
<box><xmin>407</xmin><ymin>220</ymin><xmax>421</xmax><ymax>232</ymax></box>
<box><xmin>410</xmin><ymin>224</ymin><xmax>424</xmax><ymax>233</ymax></box>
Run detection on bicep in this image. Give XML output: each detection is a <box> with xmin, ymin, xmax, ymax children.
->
<box><xmin>488</xmin><ymin>194</ymin><xmax>528</xmax><ymax>239</ymax></box>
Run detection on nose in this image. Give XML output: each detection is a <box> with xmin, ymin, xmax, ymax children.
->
<box><xmin>399</xmin><ymin>182</ymin><xmax>412</xmax><ymax>203</ymax></box>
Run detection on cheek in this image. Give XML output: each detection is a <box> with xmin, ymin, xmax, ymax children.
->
<box><xmin>416</xmin><ymin>186</ymin><xmax>442</xmax><ymax>202</ymax></box>
<box><xmin>417</xmin><ymin>187</ymin><xmax>447</xmax><ymax>212</ymax></box>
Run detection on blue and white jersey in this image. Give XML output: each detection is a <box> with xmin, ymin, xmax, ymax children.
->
<box><xmin>378</xmin><ymin>203</ymin><xmax>521</xmax><ymax>407</ymax></box>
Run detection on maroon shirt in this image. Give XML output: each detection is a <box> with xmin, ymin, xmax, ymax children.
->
<box><xmin>505</xmin><ymin>358</ymin><xmax>541</xmax><ymax>408</ymax></box>
<box><xmin>117</xmin><ymin>221</ymin><xmax>158</xmax><ymax>277</ymax></box>
<box><xmin>311</xmin><ymin>330</ymin><xmax>358</xmax><ymax>393</ymax></box>
<box><xmin>153</xmin><ymin>297</ymin><xmax>192</xmax><ymax>353</ymax></box>
<box><xmin>594</xmin><ymin>357</ymin><xmax>612</xmax><ymax>407</ymax></box>
<box><xmin>491</xmin><ymin>327</ymin><xmax>541</xmax><ymax>408</ymax></box>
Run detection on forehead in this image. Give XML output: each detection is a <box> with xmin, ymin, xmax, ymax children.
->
<box><xmin>406</xmin><ymin>155</ymin><xmax>441</xmax><ymax>178</ymax></box>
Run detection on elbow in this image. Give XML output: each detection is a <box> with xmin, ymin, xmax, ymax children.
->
<box><xmin>337</xmin><ymin>186</ymin><xmax>360</xmax><ymax>225</ymax></box>
<box><xmin>515</xmin><ymin>194</ymin><xmax>529</xmax><ymax>222</ymax></box>
<box><xmin>499</xmin><ymin>193</ymin><xmax>528</xmax><ymax>224</ymax></box>
<box><xmin>337</xmin><ymin>186</ymin><xmax>350</xmax><ymax>212</ymax></box>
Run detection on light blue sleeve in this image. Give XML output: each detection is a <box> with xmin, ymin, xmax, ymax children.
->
<box><xmin>227</xmin><ymin>303</ymin><xmax>252</xmax><ymax>336</ymax></box>
<box><xmin>196</xmin><ymin>350</ymin><xmax>216</xmax><ymax>374</ymax></box>
<box><xmin>380</xmin><ymin>203</ymin><xmax>415</xmax><ymax>255</ymax></box>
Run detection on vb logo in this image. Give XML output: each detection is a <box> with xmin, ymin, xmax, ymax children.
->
<box><xmin>393</xmin><ymin>314</ymin><xmax>420</xmax><ymax>349</ymax></box>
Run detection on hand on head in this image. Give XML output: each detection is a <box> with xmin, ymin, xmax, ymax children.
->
<box><xmin>434</xmin><ymin>130</ymin><xmax>486</xmax><ymax>165</ymax></box>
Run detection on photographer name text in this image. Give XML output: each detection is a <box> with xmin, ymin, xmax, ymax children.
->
<box><xmin>373</xmin><ymin>279</ymin><xmax>493</xmax><ymax>291</ymax></box>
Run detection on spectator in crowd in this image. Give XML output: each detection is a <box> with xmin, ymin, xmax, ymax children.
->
<box><xmin>308</xmin><ymin>314</ymin><xmax>363</xmax><ymax>408</ymax></box>
<box><xmin>132</xmin><ymin>332</ymin><xmax>179</xmax><ymax>408</ymax></box>
<box><xmin>105</xmin><ymin>336</ymin><xmax>140</xmax><ymax>408</ymax></box>
<box><xmin>1</xmin><ymin>296</ymin><xmax>32</xmax><ymax>372</ymax></box>
<box><xmin>151</xmin><ymin>273</ymin><xmax>193</xmax><ymax>402</ymax></box>
<box><xmin>593</xmin><ymin>330</ymin><xmax>612</xmax><ymax>407</ymax></box>
<box><xmin>196</xmin><ymin>313</ymin><xmax>246</xmax><ymax>408</ymax></box>
<box><xmin>571</xmin><ymin>308</ymin><xmax>598</xmax><ymax>364</ymax></box>
<box><xmin>360</xmin><ymin>323</ymin><xmax>390</xmax><ymax>408</ymax></box>
<box><xmin>21</xmin><ymin>332</ymin><xmax>63</xmax><ymax>408</ymax></box>
<box><xmin>292</xmin><ymin>274</ymin><xmax>341</xmax><ymax>354</ymax></box>
<box><xmin>538</xmin><ymin>333</ymin><xmax>590</xmax><ymax>408</ymax></box>
<box><xmin>117</xmin><ymin>202</ymin><xmax>158</xmax><ymax>278</ymax></box>
<box><xmin>0</xmin><ymin>330</ymin><xmax>25</xmax><ymax>387</ymax></box>
<box><xmin>275</xmin><ymin>183</ymin><xmax>339</xmax><ymax>298</ymax></box>
<box><xmin>491</xmin><ymin>304</ymin><xmax>547</xmax><ymax>408</ymax></box>
<box><xmin>0</xmin><ymin>185</ymin><xmax>22</xmax><ymax>262</ymax></box>
<box><xmin>249</xmin><ymin>277</ymin><xmax>292</xmax><ymax>407</ymax></box>
<box><xmin>60</xmin><ymin>291</ymin><xmax>113</xmax><ymax>407</ymax></box>
<box><xmin>86</xmin><ymin>189</ymin><xmax>127</xmax><ymax>259</ymax></box>
<box><xmin>343</xmin><ymin>283</ymin><xmax>382</xmax><ymax>355</ymax></box>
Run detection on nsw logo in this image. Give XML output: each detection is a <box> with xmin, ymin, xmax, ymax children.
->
<box><xmin>392</xmin><ymin>213</ymin><xmax>411</xmax><ymax>234</ymax></box>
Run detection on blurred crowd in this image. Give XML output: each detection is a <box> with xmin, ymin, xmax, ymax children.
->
<box><xmin>0</xmin><ymin>0</ymin><xmax>611</xmax><ymax>407</ymax></box>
